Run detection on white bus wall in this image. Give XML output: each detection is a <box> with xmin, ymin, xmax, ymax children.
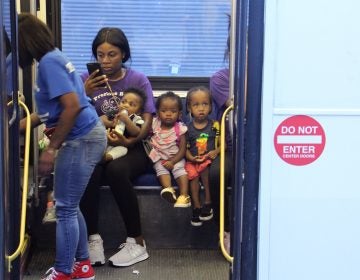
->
<box><xmin>258</xmin><ymin>0</ymin><xmax>360</xmax><ymax>280</ymax></box>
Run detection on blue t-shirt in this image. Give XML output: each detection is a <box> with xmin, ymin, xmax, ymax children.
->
<box><xmin>36</xmin><ymin>48</ymin><xmax>98</xmax><ymax>140</ymax></box>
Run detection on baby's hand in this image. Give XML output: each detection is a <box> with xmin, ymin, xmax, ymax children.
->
<box><xmin>194</xmin><ymin>155</ymin><xmax>207</xmax><ymax>163</ymax></box>
<box><xmin>116</xmin><ymin>109</ymin><xmax>129</xmax><ymax>123</ymax></box>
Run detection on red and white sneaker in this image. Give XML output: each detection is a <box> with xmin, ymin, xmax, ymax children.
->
<box><xmin>41</xmin><ymin>268</ymin><xmax>70</xmax><ymax>280</ymax></box>
<box><xmin>70</xmin><ymin>259</ymin><xmax>95</xmax><ymax>280</ymax></box>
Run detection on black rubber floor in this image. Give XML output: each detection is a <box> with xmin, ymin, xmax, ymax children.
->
<box><xmin>24</xmin><ymin>248</ymin><xmax>230</xmax><ymax>280</ymax></box>
<box><xmin>24</xmin><ymin>187</ymin><xmax>230</xmax><ymax>279</ymax></box>
<box><xmin>31</xmin><ymin>188</ymin><xmax>221</xmax><ymax>250</ymax></box>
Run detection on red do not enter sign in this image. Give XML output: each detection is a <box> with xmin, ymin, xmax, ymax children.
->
<box><xmin>274</xmin><ymin>115</ymin><xmax>326</xmax><ymax>166</ymax></box>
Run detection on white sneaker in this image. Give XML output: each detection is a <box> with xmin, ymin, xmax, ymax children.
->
<box><xmin>88</xmin><ymin>234</ymin><xmax>105</xmax><ymax>266</ymax></box>
<box><xmin>42</xmin><ymin>206</ymin><xmax>56</xmax><ymax>224</ymax></box>
<box><xmin>108</xmin><ymin>237</ymin><xmax>149</xmax><ymax>267</ymax></box>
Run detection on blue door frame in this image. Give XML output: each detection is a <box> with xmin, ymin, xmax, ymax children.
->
<box><xmin>231</xmin><ymin>0</ymin><xmax>264</xmax><ymax>279</ymax></box>
<box><xmin>1</xmin><ymin>0</ymin><xmax>21</xmax><ymax>278</ymax></box>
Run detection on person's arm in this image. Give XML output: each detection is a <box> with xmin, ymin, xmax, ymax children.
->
<box><xmin>20</xmin><ymin>113</ymin><xmax>41</xmax><ymax>132</ymax></box>
<box><xmin>47</xmin><ymin>92</ymin><xmax>81</xmax><ymax>150</ymax></box>
<box><xmin>207</xmin><ymin>121</ymin><xmax>222</xmax><ymax>159</ymax></box>
<box><xmin>170</xmin><ymin>134</ymin><xmax>186</xmax><ymax>164</ymax></box>
<box><xmin>129</xmin><ymin>112</ymin><xmax>152</xmax><ymax>144</ymax></box>
<box><xmin>225</xmin><ymin>98</ymin><xmax>232</xmax><ymax>108</ymax></box>
<box><xmin>185</xmin><ymin>148</ymin><xmax>196</xmax><ymax>162</ymax></box>
<box><xmin>185</xmin><ymin>133</ymin><xmax>196</xmax><ymax>162</ymax></box>
<box><xmin>38</xmin><ymin>92</ymin><xmax>81</xmax><ymax>176</ymax></box>
<box><xmin>162</xmin><ymin>134</ymin><xmax>187</xmax><ymax>170</ymax></box>
<box><xmin>207</xmin><ymin>146</ymin><xmax>221</xmax><ymax>160</ymax></box>
<box><xmin>186</xmin><ymin>147</ymin><xmax>208</xmax><ymax>163</ymax></box>
<box><xmin>82</xmin><ymin>72</ymin><xmax>113</xmax><ymax>128</ymax></box>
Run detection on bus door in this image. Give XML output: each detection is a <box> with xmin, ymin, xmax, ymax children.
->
<box><xmin>228</xmin><ymin>0</ymin><xmax>264</xmax><ymax>279</ymax></box>
<box><xmin>0</xmin><ymin>0</ymin><xmax>24</xmax><ymax>278</ymax></box>
<box><xmin>258</xmin><ymin>0</ymin><xmax>360</xmax><ymax>280</ymax></box>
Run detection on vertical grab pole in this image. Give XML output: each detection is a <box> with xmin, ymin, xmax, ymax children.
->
<box><xmin>6</xmin><ymin>101</ymin><xmax>31</xmax><ymax>271</ymax></box>
<box><xmin>219</xmin><ymin>105</ymin><xmax>234</xmax><ymax>263</ymax></box>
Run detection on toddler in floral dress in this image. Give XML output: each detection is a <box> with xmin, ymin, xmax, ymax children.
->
<box><xmin>149</xmin><ymin>91</ymin><xmax>191</xmax><ymax>207</ymax></box>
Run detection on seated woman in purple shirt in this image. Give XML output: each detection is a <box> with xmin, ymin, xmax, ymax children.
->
<box><xmin>80</xmin><ymin>27</ymin><xmax>156</xmax><ymax>267</ymax></box>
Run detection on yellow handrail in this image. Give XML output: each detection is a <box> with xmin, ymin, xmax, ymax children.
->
<box><xmin>219</xmin><ymin>105</ymin><xmax>234</xmax><ymax>263</ymax></box>
<box><xmin>6</xmin><ymin>100</ymin><xmax>31</xmax><ymax>271</ymax></box>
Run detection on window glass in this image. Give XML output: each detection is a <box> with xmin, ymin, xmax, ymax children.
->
<box><xmin>61</xmin><ymin>0</ymin><xmax>230</xmax><ymax>78</ymax></box>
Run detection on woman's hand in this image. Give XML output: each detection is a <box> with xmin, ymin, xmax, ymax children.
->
<box><xmin>100</xmin><ymin>115</ymin><xmax>117</xmax><ymax>128</ymax></box>
<box><xmin>38</xmin><ymin>148</ymin><xmax>56</xmax><ymax>176</ymax></box>
<box><xmin>84</xmin><ymin>70</ymin><xmax>108</xmax><ymax>96</ymax></box>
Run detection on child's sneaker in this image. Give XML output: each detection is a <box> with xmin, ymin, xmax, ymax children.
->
<box><xmin>199</xmin><ymin>203</ymin><xmax>213</xmax><ymax>221</ymax></box>
<box><xmin>191</xmin><ymin>208</ymin><xmax>202</xmax><ymax>226</ymax></box>
<box><xmin>174</xmin><ymin>195</ymin><xmax>191</xmax><ymax>208</ymax></box>
<box><xmin>70</xmin><ymin>259</ymin><xmax>95</xmax><ymax>280</ymax></box>
<box><xmin>108</xmin><ymin>237</ymin><xmax>149</xmax><ymax>267</ymax></box>
<box><xmin>88</xmin><ymin>234</ymin><xmax>105</xmax><ymax>266</ymax></box>
<box><xmin>160</xmin><ymin>186</ymin><xmax>177</xmax><ymax>204</ymax></box>
<box><xmin>42</xmin><ymin>206</ymin><xmax>56</xmax><ymax>224</ymax></box>
<box><xmin>41</xmin><ymin>268</ymin><xmax>70</xmax><ymax>280</ymax></box>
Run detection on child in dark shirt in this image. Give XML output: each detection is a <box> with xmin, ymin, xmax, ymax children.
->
<box><xmin>185</xmin><ymin>86</ymin><xmax>220</xmax><ymax>226</ymax></box>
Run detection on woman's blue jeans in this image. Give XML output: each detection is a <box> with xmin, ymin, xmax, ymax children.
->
<box><xmin>53</xmin><ymin>121</ymin><xmax>106</xmax><ymax>274</ymax></box>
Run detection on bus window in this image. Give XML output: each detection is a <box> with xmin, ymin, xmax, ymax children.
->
<box><xmin>61</xmin><ymin>0</ymin><xmax>230</xmax><ymax>78</ymax></box>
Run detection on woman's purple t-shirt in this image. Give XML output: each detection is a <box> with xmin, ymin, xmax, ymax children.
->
<box><xmin>81</xmin><ymin>68</ymin><xmax>155</xmax><ymax>116</ymax></box>
<box><xmin>209</xmin><ymin>68</ymin><xmax>232</xmax><ymax>151</ymax></box>
<box><xmin>210</xmin><ymin>68</ymin><xmax>229</xmax><ymax>120</ymax></box>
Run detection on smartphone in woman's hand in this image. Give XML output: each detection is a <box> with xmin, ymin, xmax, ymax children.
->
<box><xmin>86</xmin><ymin>62</ymin><xmax>106</xmax><ymax>87</ymax></box>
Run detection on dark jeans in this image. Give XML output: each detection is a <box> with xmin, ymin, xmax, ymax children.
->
<box><xmin>208</xmin><ymin>151</ymin><xmax>232</xmax><ymax>232</ymax></box>
<box><xmin>80</xmin><ymin>143</ymin><xmax>150</xmax><ymax>238</ymax></box>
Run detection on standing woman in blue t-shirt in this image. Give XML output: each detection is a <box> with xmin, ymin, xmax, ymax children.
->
<box><xmin>18</xmin><ymin>13</ymin><xmax>107</xmax><ymax>280</ymax></box>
